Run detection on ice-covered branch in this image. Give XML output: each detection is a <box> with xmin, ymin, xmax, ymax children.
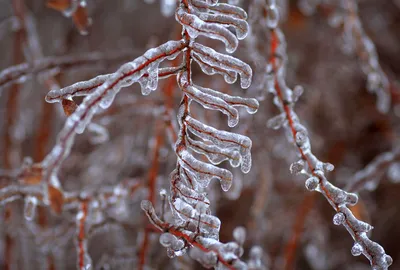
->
<box><xmin>0</xmin><ymin>50</ymin><xmax>141</xmax><ymax>91</ymax></box>
<box><xmin>141</xmin><ymin>200</ymin><xmax>245</xmax><ymax>270</ymax></box>
<box><xmin>346</xmin><ymin>148</ymin><xmax>400</xmax><ymax>193</ymax></box>
<box><xmin>262</xmin><ymin>0</ymin><xmax>392</xmax><ymax>269</ymax></box>
<box><xmin>38</xmin><ymin>40</ymin><xmax>186</xmax><ymax>213</ymax></box>
<box><xmin>139</xmin><ymin>0</ymin><xmax>259</xmax><ymax>268</ymax></box>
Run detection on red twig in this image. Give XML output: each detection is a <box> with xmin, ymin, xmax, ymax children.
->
<box><xmin>138</xmin><ymin>123</ymin><xmax>165</xmax><ymax>270</ymax></box>
<box><xmin>283</xmin><ymin>193</ymin><xmax>316</xmax><ymax>270</ymax></box>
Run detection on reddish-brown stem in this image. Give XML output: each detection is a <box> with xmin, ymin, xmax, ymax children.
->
<box><xmin>138</xmin><ymin>123</ymin><xmax>165</xmax><ymax>270</ymax></box>
<box><xmin>162</xmin><ymin>25</ymin><xmax>182</xmax><ymax>110</ymax></box>
<box><xmin>138</xmin><ymin>230</ymin><xmax>150</xmax><ymax>270</ymax></box>
<box><xmin>269</xmin><ymin>27</ymin><xmax>381</xmax><ymax>266</ymax></box>
<box><xmin>3</xmin><ymin>206</ymin><xmax>14</xmax><ymax>270</ymax></box>
<box><xmin>283</xmin><ymin>193</ymin><xmax>316</xmax><ymax>270</ymax></box>
<box><xmin>3</xmin><ymin>1</ymin><xmax>26</xmax><ymax>268</ymax></box>
<box><xmin>77</xmin><ymin>201</ymin><xmax>88</xmax><ymax>270</ymax></box>
<box><xmin>148</xmin><ymin>126</ymin><xmax>165</xmax><ymax>205</ymax></box>
<box><xmin>0</xmin><ymin>50</ymin><xmax>142</xmax><ymax>90</ymax></box>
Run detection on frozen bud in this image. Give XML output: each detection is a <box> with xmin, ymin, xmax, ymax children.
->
<box><xmin>160</xmin><ymin>233</ymin><xmax>175</xmax><ymax>247</ymax></box>
<box><xmin>233</xmin><ymin>226</ymin><xmax>246</xmax><ymax>246</ymax></box>
<box><xmin>323</xmin><ymin>162</ymin><xmax>334</xmax><ymax>172</ymax></box>
<box><xmin>267</xmin><ymin>114</ymin><xmax>286</xmax><ymax>130</ymax></box>
<box><xmin>22</xmin><ymin>156</ymin><xmax>33</xmax><ymax>168</ymax></box>
<box><xmin>367</xmin><ymin>72</ymin><xmax>381</xmax><ymax>89</ymax></box>
<box><xmin>273</xmin><ymin>96</ymin><xmax>282</xmax><ymax>108</ymax></box>
<box><xmin>292</xmin><ymin>85</ymin><xmax>304</xmax><ymax>102</ymax></box>
<box><xmin>385</xmin><ymin>255</ymin><xmax>393</xmax><ymax>266</ymax></box>
<box><xmin>388</xmin><ymin>163</ymin><xmax>400</xmax><ymax>183</ymax></box>
<box><xmin>332</xmin><ymin>212</ymin><xmax>345</xmax><ymax>225</ymax></box>
<box><xmin>266</xmin><ymin>5</ymin><xmax>280</xmax><ymax>29</ymax></box>
<box><xmin>295</xmin><ymin>130</ymin><xmax>307</xmax><ymax>147</ymax></box>
<box><xmin>305</xmin><ymin>176</ymin><xmax>319</xmax><ymax>191</ymax></box>
<box><xmin>290</xmin><ymin>160</ymin><xmax>304</xmax><ymax>175</ymax></box>
<box><xmin>220</xmin><ymin>177</ymin><xmax>232</xmax><ymax>192</ymax></box>
<box><xmin>345</xmin><ymin>193</ymin><xmax>358</xmax><ymax>206</ymax></box>
<box><xmin>249</xmin><ymin>246</ymin><xmax>263</xmax><ymax>259</ymax></box>
<box><xmin>351</xmin><ymin>243</ymin><xmax>363</xmax><ymax>256</ymax></box>
<box><xmin>171</xmin><ymin>239</ymin><xmax>185</xmax><ymax>251</ymax></box>
<box><xmin>24</xmin><ymin>196</ymin><xmax>38</xmax><ymax>221</ymax></box>
<box><xmin>159</xmin><ymin>189</ymin><xmax>168</xmax><ymax>197</ymax></box>
<box><xmin>222</xmin><ymin>242</ymin><xmax>241</xmax><ymax>256</ymax></box>
<box><xmin>195</xmin><ymin>201</ymin><xmax>208</xmax><ymax>214</ymax></box>
<box><xmin>204</xmin><ymin>251</ymin><xmax>218</xmax><ymax>266</ymax></box>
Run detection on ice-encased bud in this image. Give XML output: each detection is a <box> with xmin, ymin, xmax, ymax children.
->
<box><xmin>323</xmin><ymin>162</ymin><xmax>334</xmax><ymax>172</ymax></box>
<box><xmin>160</xmin><ymin>233</ymin><xmax>176</xmax><ymax>247</ymax></box>
<box><xmin>345</xmin><ymin>193</ymin><xmax>358</xmax><ymax>206</ymax></box>
<box><xmin>159</xmin><ymin>188</ymin><xmax>168</xmax><ymax>198</ymax></box>
<box><xmin>333</xmin><ymin>212</ymin><xmax>345</xmax><ymax>226</ymax></box>
<box><xmin>384</xmin><ymin>255</ymin><xmax>393</xmax><ymax>266</ymax></box>
<box><xmin>305</xmin><ymin>176</ymin><xmax>319</xmax><ymax>191</ymax></box>
<box><xmin>290</xmin><ymin>160</ymin><xmax>304</xmax><ymax>175</ymax></box>
<box><xmin>233</xmin><ymin>226</ymin><xmax>246</xmax><ymax>246</ymax></box>
<box><xmin>295</xmin><ymin>130</ymin><xmax>308</xmax><ymax>147</ymax></box>
<box><xmin>267</xmin><ymin>114</ymin><xmax>286</xmax><ymax>130</ymax></box>
<box><xmin>351</xmin><ymin>243</ymin><xmax>363</xmax><ymax>256</ymax></box>
<box><xmin>292</xmin><ymin>85</ymin><xmax>304</xmax><ymax>102</ymax></box>
<box><xmin>388</xmin><ymin>162</ymin><xmax>400</xmax><ymax>183</ymax></box>
<box><xmin>266</xmin><ymin>4</ymin><xmax>280</xmax><ymax>29</ymax></box>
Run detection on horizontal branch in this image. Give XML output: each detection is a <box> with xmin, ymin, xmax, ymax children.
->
<box><xmin>0</xmin><ymin>49</ymin><xmax>142</xmax><ymax>91</ymax></box>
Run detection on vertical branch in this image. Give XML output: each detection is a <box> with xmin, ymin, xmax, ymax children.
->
<box><xmin>283</xmin><ymin>193</ymin><xmax>316</xmax><ymax>270</ymax></box>
<box><xmin>3</xmin><ymin>1</ymin><xmax>26</xmax><ymax>269</ymax></box>
<box><xmin>138</xmin><ymin>122</ymin><xmax>165</xmax><ymax>270</ymax></box>
<box><xmin>76</xmin><ymin>201</ymin><xmax>90</xmax><ymax>270</ymax></box>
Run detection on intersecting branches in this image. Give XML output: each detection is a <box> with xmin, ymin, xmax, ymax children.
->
<box><xmin>0</xmin><ymin>49</ymin><xmax>142</xmax><ymax>91</ymax></box>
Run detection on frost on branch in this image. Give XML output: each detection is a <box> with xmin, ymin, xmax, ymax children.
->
<box><xmin>261</xmin><ymin>0</ymin><xmax>392</xmax><ymax>269</ymax></box>
<box><xmin>138</xmin><ymin>0</ymin><xmax>259</xmax><ymax>268</ymax></box>
<box><xmin>299</xmin><ymin>0</ymin><xmax>392</xmax><ymax>113</ymax></box>
<box><xmin>41</xmin><ymin>39</ymin><xmax>186</xmax><ymax>204</ymax></box>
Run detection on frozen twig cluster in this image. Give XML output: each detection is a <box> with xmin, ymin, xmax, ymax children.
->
<box><xmin>140</xmin><ymin>0</ymin><xmax>260</xmax><ymax>268</ymax></box>
<box><xmin>262</xmin><ymin>0</ymin><xmax>392</xmax><ymax>269</ymax></box>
